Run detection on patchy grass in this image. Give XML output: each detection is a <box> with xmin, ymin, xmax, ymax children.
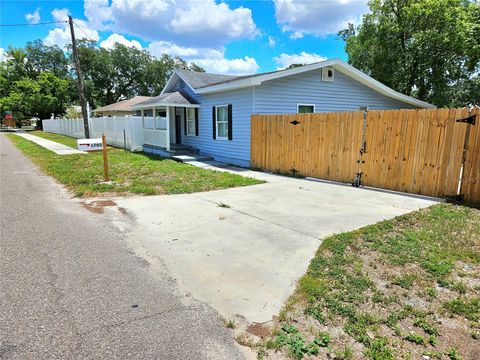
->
<box><xmin>8</xmin><ymin>131</ymin><xmax>263</xmax><ymax>197</ymax></box>
<box><xmin>257</xmin><ymin>204</ymin><xmax>480</xmax><ymax>359</ymax></box>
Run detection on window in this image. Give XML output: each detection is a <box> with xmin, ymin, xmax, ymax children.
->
<box><xmin>297</xmin><ymin>104</ymin><xmax>315</xmax><ymax>113</ymax></box>
<box><xmin>154</xmin><ymin>109</ymin><xmax>167</xmax><ymax>130</ymax></box>
<box><xmin>216</xmin><ymin>105</ymin><xmax>229</xmax><ymax>139</ymax></box>
<box><xmin>186</xmin><ymin>108</ymin><xmax>196</xmax><ymax>136</ymax></box>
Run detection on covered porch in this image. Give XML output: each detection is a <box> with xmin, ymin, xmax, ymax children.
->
<box><xmin>133</xmin><ymin>91</ymin><xmax>200</xmax><ymax>154</ymax></box>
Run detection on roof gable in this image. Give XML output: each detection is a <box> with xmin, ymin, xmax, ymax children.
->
<box><xmin>161</xmin><ymin>59</ymin><xmax>435</xmax><ymax>109</ymax></box>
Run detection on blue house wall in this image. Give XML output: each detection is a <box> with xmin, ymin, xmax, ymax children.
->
<box><xmin>176</xmin><ymin>79</ymin><xmax>253</xmax><ymax>167</ymax></box>
<box><xmin>172</xmin><ymin>69</ymin><xmax>417</xmax><ymax>167</ymax></box>
<box><xmin>254</xmin><ymin>68</ymin><xmax>417</xmax><ymax>113</ymax></box>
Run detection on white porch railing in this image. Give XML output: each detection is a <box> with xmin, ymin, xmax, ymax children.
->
<box><xmin>142</xmin><ymin>114</ymin><xmax>169</xmax><ymax>149</ymax></box>
<box><xmin>144</xmin><ymin>129</ymin><xmax>168</xmax><ymax>148</ymax></box>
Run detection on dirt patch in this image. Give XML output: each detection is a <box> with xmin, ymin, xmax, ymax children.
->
<box><xmin>247</xmin><ymin>323</ymin><xmax>272</xmax><ymax>338</ymax></box>
<box><xmin>82</xmin><ymin>200</ymin><xmax>117</xmax><ymax>214</ymax></box>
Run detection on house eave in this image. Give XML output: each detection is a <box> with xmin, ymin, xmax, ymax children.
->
<box><xmin>132</xmin><ymin>102</ymin><xmax>201</xmax><ymax>110</ymax></box>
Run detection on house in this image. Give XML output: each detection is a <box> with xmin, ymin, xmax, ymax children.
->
<box><xmin>94</xmin><ymin>96</ymin><xmax>152</xmax><ymax>117</ymax></box>
<box><xmin>132</xmin><ymin>58</ymin><xmax>434</xmax><ymax>167</ymax></box>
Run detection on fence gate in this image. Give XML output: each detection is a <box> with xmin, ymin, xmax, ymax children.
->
<box><xmin>251</xmin><ymin>108</ymin><xmax>479</xmax><ymax>205</ymax></box>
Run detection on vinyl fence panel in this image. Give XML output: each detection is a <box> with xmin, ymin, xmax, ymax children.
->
<box><xmin>42</xmin><ymin>116</ymin><xmax>144</xmax><ymax>151</ymax></box>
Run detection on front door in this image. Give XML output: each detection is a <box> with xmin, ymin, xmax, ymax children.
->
<box><xmin>175</xmin><ymin>113</ymin><xmax>182</xmax><ymax>144</ymax></box>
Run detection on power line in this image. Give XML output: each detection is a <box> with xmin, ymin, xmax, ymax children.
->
<box><xmin>0</xmin><ymin>20</ymin><xmax>67</xmax><ymax>27</ymax></box>
<box><xmin>73</xmin><ymin>22</ymin><xmax>97</xmax><ymax>42</ymax></box>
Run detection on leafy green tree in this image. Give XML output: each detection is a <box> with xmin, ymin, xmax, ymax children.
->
<box><xmin>0</xmin><ymin>72</ymin><xmax>69</xmax><ymax>121</ymax></box>
<box><xmin>339</xmin><ymin>0</ymin><xmax>480</xmax><ymax>107</ymax></box>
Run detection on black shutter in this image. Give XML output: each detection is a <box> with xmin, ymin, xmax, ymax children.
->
<box><xmin>212</xmin><ymin>106</ymin><xmax>216</xmax><ymax>139</ymax></box>
<box><xmin>183</xmin><ymin>107</ymin><xmax>187</xmax><ymax>135</ymax></box>
<box><xmin>195</xmin><ymin>108</ymin><xmax>199</xmax><ymax>136</ymax></box>
<box><xmin>227</xmin><ymin>104</ymin><xmax>233</xmax><ymax>140</ymax></box>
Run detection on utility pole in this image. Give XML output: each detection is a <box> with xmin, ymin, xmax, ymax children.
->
<box><xmin>68</xmin><ymin>15</ymin><xmax>90</xmax><ymax>138</ymax></box>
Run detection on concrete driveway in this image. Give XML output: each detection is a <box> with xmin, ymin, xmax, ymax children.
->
<box><xmin>114</xmin><ymin>170</ymin><xmax>436</xmax><ymax>324</ymax></box>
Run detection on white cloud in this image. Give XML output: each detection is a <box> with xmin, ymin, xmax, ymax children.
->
<box><xmin>149</xmin><ymin>41</ymin><xmax>200</xmax><ymax>58</ymax></box>
<box><xmin>194</xmin><ymin>55</ymin><xmax>259</xmax><ymax>76</ymax></box>
<box><xmin>149</xmin><ymin>41</ymin><xmax>258</xmax><ymax>75</ymax></box>
<box><xmin>42</xmin><ymin>1</ymin><xmax>258</xmax><ymax>76</ymax></box>
<box><xmin>274</xmin><ymin>0</ymin><xmax>368</xmax><ymax>37</ymax></box>
<box><xmin>273</xmin><ymin>51</ymin><xmax>327</xmax><ymax>69</ymax></box>
<box><xmin>100</xmin><ymin>34</ymin><xmax>142</xmax><ymax>50</ymax></box>
<box><xmin>44</xmin><ymin>8</ymin><xmax>99</xmax><ymax>48</ymax></box>
<box><xmin>84</xmin><ymin>0</ymin><xmax>113</xmax><ymax>30</ymax></box>
<box><xmin>84</xmin><ymin>0</ymin><xmax>257</xmax><ymax>47</ymax></box>
<box><xmin>25</xmin><ymin>8</ymin><xmax>41</xmax><ymax>24</ymax></box>
<box><xmin>170</xmin><ymin>1</ymin><xmax>257</xmax><ymax>45</ymax></box>
<box><xmin>290</xmin><ymin>32</ymin><xmax>304</xmax><ymax>39</ymax></box>
<box><xmin>268</xmin><ymin>36</ymin><xmax>276</xmax><ymax>48</ymax></box>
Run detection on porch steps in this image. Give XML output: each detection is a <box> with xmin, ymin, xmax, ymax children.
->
<box><xmin>172</xmin><ymin>154</ymin><xmax>214</xmax><ymax>163</ymax></box>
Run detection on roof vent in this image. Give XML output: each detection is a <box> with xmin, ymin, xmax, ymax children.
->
<box><xmin>322</xmin><ymin>67</ymin><xmax>335</xmax><ymax>82</ymax></box>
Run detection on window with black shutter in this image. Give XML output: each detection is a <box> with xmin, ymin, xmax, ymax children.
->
<box><xmin>214</xmin><ymin>104</ymin><xmax>231</xmax><ymax>140</ymax></box>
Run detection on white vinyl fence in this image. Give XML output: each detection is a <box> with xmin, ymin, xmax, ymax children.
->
<box><xmin>42</xmin><ymin>116</ymin><xmax>144</xmax><ymax>151</ymax></box>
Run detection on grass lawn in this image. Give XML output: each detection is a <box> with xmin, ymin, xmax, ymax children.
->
<box><xmin>8</xmin><ymin>131</ymin><xmax>263</xmax><ymax>197</ymax></box>
<box><xmin>256</xmin><ymin>204</ymin><xmax>480</xmax><ymax>360</ymax></box>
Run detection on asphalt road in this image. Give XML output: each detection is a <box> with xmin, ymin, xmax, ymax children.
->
<box><xmin>0</xmin><ymin>134</ymin><xmax>245</xmax><ymax>360</ymax></box>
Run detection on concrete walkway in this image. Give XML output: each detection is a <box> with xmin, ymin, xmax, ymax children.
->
<box><xmin>112</xmin><ymin>170</ymin><xmax>437</xmax><ymax>324</ymax></box>
<box><xmin>16</xmin><ymin>133</ymin><xmax>85</xmax><ymax>155</ymax></box>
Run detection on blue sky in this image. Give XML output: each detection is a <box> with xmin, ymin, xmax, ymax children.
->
<box><xmin>0</xmin><ymin>0</ymin><xmax>369</xmax><ymax>74</ymax></box>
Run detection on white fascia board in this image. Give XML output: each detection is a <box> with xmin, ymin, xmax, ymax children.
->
<box><xmin>132</xmin><ymin>103</ymin><xmax>200</xmax><ymax>110</ymax></box>
<box><xmin>160</xmin><ymin>73</ymin><xmax>177</xmax><ymax>95</ymax></box>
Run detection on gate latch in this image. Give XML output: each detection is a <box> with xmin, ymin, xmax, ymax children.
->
<box><xmin>352</xmin><ymin>172</ymin><xmax>363</xmax><ymax>187</ymax></box>
<box><xmin>456</xmin><ymin>114</ymin><xmax>476</xmax><ymax>125</ymax></box>
<box><xmin>290</xmin><ymin>120</ymin><xmax>301</xmax><ymax>125</ymax></box>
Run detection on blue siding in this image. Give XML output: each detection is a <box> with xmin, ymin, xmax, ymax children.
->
<box><xmin>254</xmin><ymin>69</ymin><xmax>417</xmax><ymax>113</ymax></box>
<box><xmin>180</xmin><ymin>86</ymin><xmax>253</xmax><ymax>167</ymax></box>
<box><xmin>168</xmin><ymin>71</ymin><xmax>417</xmax><ymax>167</ymax></box>
<box><xmin>173</xmin><ymin>79</ymin><xmax>199</xmax><ymax>102</ymax></box>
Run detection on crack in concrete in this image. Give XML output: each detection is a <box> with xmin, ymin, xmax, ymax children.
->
<box><xmin>196</xmin><ymin>196</ymin><xmax>321</xmax><ymax>240</ymax></box>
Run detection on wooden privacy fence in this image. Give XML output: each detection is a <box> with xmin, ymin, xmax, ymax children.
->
<box><xmin>251</xmin><ymin>107</ymin><xmax>480</xmax><ymax>205</ymax></box>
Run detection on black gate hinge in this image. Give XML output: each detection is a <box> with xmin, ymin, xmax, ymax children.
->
<box><xmin>456</xmin><ymin>114</ymin><xmax>476</xmax><ymax>125</ymax></box>
<box><xmin>290</xmin><ymin>120</ymin><xmax>301</xmax><ymax>125</ymax></box>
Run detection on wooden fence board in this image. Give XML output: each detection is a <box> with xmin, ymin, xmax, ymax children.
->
<box><xmin>251</xmin><ymin>107</ymin><xmax>479</xmax><ymax>204</ymax></box>
<box><xmin>463</xmin><ymin>108</ymin><xmax>480</xmax><ymax>205</ymax></box>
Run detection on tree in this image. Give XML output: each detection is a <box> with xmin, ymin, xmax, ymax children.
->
<box><xmin>287</xmin><ymin>63</ymin><xmax>305</xmax><ymax>69</ymax></box>
<box><xmin>0</xmin><ymin>72</ymin><xmax>69</xmax><ymax>121</ymax></box>
<box><xmin>339</xmin><ymin>0</ymin><xmax>480</xmax><ymax>107</ymax></box>
<box><xmin>0</xmin><ymin>39</ymin><xmax>205</xmax><ymax>120</ymax></box>
<box><xmin>75</xmin><ymin>42</ymin><xmax>205</xmax><ymax>108</ymax></box>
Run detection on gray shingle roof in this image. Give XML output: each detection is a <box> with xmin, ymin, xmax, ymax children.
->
<box><xmin>175</xmin><ymin>69</ymin><xmax>242</xmax><ymax>89</ymax></box>
<box><xmin>94</xmin><ymin>96</ymin><xmax>152</xmax><ymax>112</ymax></box>
<box><xmin>133</xmin><ymin>91</ymin><xmax>198</xmax><ymax>108</ymax></box>
<box><xmin>176</xmin><ymin>66</ymin><xmax>312</xmax><ymax>89</ymax></box>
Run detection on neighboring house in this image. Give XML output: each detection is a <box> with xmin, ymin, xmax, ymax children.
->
<box><xmin>94</xmin><ymin>96</ymin><xmax>152</xmax><ymax>117</ymax></box>
<box><xmin>132</xmin><ymin>59</ymin><xmax>434</xmax><ymax>167</ymax></box>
